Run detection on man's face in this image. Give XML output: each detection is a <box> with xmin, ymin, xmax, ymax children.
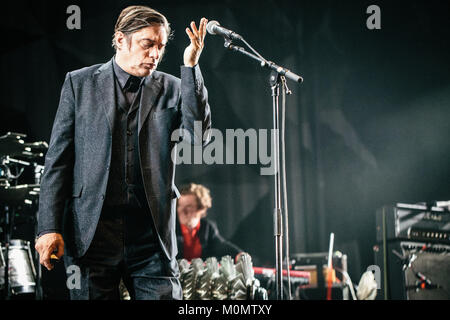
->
<box><xmin>116</xmin><ymin>25</ymin><xmax>168</xmax><ymax>77</ymax></box>
<box><xmin>177</xmin><ymin>194</ymin><xmax>205</xmax><ymax>229</ymax></box>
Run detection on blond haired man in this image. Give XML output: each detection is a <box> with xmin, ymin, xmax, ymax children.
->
<box><xmin>176</xmin><ymin>183</ymin><xmax>243</xmax><ymax>261</ymax></box>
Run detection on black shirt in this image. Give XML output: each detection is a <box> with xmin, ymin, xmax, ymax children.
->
<box><xmin>104</xmin><ymin>58</ymin><xmax>147</xmax><ymax>208</ymax></box>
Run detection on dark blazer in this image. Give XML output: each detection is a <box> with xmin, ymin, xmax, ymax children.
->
<box><xmin>37</xmin><ymin>58</ymin><xmax>211</xmax><ymax>260</ymax></box>
<box><xmin>176</xmin><ymin>218</ymin><xmax>242</xmax><ymax>261</ymax></box>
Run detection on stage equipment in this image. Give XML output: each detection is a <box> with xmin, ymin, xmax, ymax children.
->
<box><xmin>178</xmin><ymin>254</ymin><xmax>268</xmax><ymax>300</ymax></box>
<box><xmin>376</xmin><ymin>203</ymin><xmax>450</xmax><ymax>244</ymax></box>
<box><xmin>0</xmin><ymin>132</ymin><xmax>47</xmax><ymax>159</ymax></box>
<box><xmin>206</xmin><ymin>21</ymin><xmax>242</xmax><ymax>40</ymax></box>
<box><xmin>0</xmin><ymin>132</ymin><xmax>47</xmax><ymax>300</ymax></box>
<box><xmin>252</xmin><ymin>266</ymin><xmax>310</xmax><ymax>300</ymax></box>
<box><xmin>290</xmin><ymin>251</ymin><xmax>352</xmax><ymax>300</ymax></box>
<box><xmin>375</xmin><ymin>203</ymin><xmax>450</xmax><ymax>300</ymax></box>
<box><xmin>206</xmin><ymin>19</ymin><xmax>303</xmax><ymax>300</ymax></box>
<box><xmin>0</xmin><ymin>239</ymin><xmax>36</xmax><ymax>295</ymax></box>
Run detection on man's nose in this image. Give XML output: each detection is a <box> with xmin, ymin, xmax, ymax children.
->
<box><xmin>149</xmin><ymin>46</ymin><xmax>159</xmax><ymax>60</ymax></box>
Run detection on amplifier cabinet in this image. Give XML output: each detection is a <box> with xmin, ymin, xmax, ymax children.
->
<box><xmin>374</xmin><ymin>240</ymin><xmax>450</xmax><ymax>300</ymax></box>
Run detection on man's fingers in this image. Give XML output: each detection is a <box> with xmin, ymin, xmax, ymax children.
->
<box><xmin>40</xmin><ymin>253</ymin><xmax>53</xmax><ymax>271</ymax></box>
<box><xmin>186</xmin><ymin>28</ymin><xmax>201</xmax><ymax>48</ymax></box>
<box><xmin>42</xmin><ymin>246</ymin><xmax>53</xmax><ymax>260</ymax></box>
<box><xmin>190</xmin><ymin>21</ymin><xmax>199</xmax><ymax>37</ymax></box>
<box><xmin>56</xmin><ymin>242</ymin><xmax>64</xmax><ymax>259</ymax></box>
<box><xmin>186</xmin><ymin>28</ymin><xmax>196</xmax><ymax>41</ymax></box>
<box><xmin>44</xmin><ymin>261</ymin><xmax>54</xmax><ymax>271</ymax></box>
<box><xmin>186</xmin><ymin>18</ymin><xmax>208</xmax><ymax>49</ymax></box>
<box><xmin>199</xmin><ymin>18</ymin><xmax>208</xmax><ymax>41</ymax></box>
<box><xmin>40</xmin><ymin>244</ymin><xmax>55</xmax><ymax>267</ymax></box>
<box><xmin>198</xmin><ymin>18</ymin><xmax>205</xmax><ymax>40</ymax></box>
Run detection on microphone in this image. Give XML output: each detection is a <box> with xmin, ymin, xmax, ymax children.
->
<box><xmin>206</xmin><ymin>20</ymin><xmax>242</xmax><ymax>40</ymax></box>
<box><xmin>206</xmin><ymin>20</ymin><xmax>304</xmax><ymax>83</ymax></box>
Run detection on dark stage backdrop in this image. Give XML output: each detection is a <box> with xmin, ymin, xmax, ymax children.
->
<box><xmin>1</xmin><ymin>0</ymin><xmax>449</xmax><ymax>287</ymax></box>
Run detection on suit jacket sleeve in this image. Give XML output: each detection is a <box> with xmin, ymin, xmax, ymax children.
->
<box><xmin>37</xmin><ymin>72</ymin><xmax>76</xmax><ymax>236</ymax></box>
<box><xmin>205</xmin><ymin>219</ymin><xmax>243</xmax><ymax>259</ymax></box>
<box><xmin>179</xmin><ymin>64</ymin><xmax>212</xmax><ymax>146</ymax></box>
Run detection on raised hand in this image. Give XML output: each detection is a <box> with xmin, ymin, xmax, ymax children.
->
<box><xmin>184</xmin><ymin>17</ymin><xmax>208</xmax><ymax>67</ymax></box>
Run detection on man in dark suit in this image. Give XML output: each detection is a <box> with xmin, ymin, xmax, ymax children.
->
<box><xmin>34</xmin><ymin>6</ymin><xmax>211</xmax><ymax>300</ymax></box>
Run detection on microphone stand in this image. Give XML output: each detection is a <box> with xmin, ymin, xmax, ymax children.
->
<box><xmin>222</xmin><ymin>37</ymin><xmax>303</xmax><ymax>300</ymax></box>
<box><xmin>223</xmin><ymin>39</ymin><xmax>303</xmax><ymax>83</ymax></box>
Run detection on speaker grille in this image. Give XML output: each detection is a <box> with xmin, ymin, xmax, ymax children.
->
<box><xmin>402</xmin><ymin>244</ymin><xmax>450</xmax><ymax>300</ymax></box>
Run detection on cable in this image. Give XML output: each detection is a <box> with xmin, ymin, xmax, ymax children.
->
<box><xmin>240</xmin><ymin>38</ymin><xmax>268</xmax><ymax>64</ymax></box>
<box><xmin>280</xmin><ymin>76</ymin><xmax>292</xmax><ymax>300</ymax></box>
<box><xmin>334</xmin><ymin>267</ymin><xmax>357</xmax><ymax>300</ymax></box>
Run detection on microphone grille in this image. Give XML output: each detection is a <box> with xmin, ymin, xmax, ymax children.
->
<box><xmin>206</xmin><ymin>20</ymin><xmax>220</xmax><ymax>35</ymax></box>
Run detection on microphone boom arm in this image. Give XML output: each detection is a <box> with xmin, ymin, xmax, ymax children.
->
<box><xmin>223</xmin><ymin>38</ymin><xmax>303</xmax><ymax>84</ymax></box>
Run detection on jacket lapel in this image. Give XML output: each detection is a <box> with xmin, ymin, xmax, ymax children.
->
<box><xmin>94</xmin><ymin>59</ymin><xmax>116</xmax><ymax>135</ymax></box>
<box><xmin>139</xmin><ymin>73</ymin><xmax>163</xmax><ymax>134</ymax></box>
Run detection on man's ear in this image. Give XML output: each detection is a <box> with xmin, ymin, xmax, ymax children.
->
<box><xmin>115</xmin><ymin>31</ymin><xmax>128</xmax><ymax>51</ymax></box>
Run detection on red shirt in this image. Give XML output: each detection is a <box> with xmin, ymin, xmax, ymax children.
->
<box><xmin>180</xmin><ymin>221</ymin><xmax>202</xmax><ymax>261</ymax></box>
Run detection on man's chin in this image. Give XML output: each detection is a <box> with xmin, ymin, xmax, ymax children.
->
<box><xmin>131</xmin><ymin>67</ymin><xmax>154</xmax><ymax>77</ymax></box>
<box><xmin>138</xmin><ymin>69</ymin><xmax>152</xmax><ymax>77</ymax></box>
<box><xmin>141</xmin><ymin>65</ymin><xmax>157</xmax><ymax>76</ymax></box>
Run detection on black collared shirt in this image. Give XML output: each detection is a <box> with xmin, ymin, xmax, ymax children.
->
<box><xmin>102</xmin><ymin>58</ymin><xmax>158</xmax><ymax>255</ymax></box>
<box><xmin>104</xmin><ymin>58</ymin><xmax>147</xmax><ymax>209</ymax></box>
<box><xmin>112</xmin><ymin>58</ymin><xmax>145</xmax><ymax>107</ymax></box>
